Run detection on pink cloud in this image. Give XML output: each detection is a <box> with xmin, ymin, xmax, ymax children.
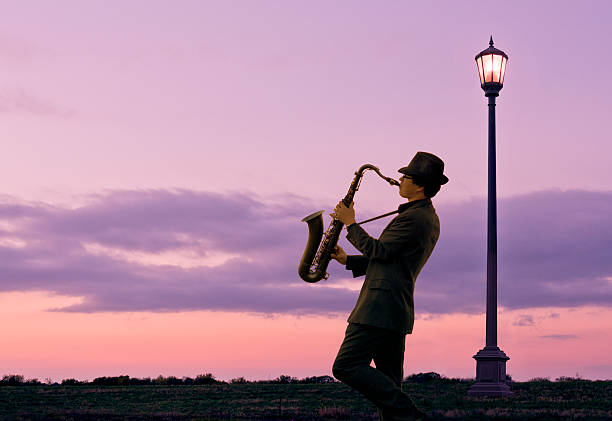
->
<box><xmin>0</xmin><ymin>88</ymin><xmax>75</xmax><ymax>117</ymax></box>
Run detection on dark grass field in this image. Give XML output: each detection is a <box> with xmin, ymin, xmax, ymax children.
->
<box><xmin>1</xmin><ymin>380</ymin><xmax>611</xmax><ymax>420</ymax></box>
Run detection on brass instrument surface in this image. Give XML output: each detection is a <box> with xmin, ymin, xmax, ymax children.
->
<box><xmin>298</xmin><ymin>164</ymin><xmax>399</xmax><ymax>283</ymax></box>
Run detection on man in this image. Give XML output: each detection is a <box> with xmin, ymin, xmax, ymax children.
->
<box><xmin>329</xmin><ymin>151</ymin><xmax>448</xmax><ymax>421</ymax></box>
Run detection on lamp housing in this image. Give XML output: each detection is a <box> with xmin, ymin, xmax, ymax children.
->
<box><xmin>475</xmin><ymin>37</ymin><xmax>508</xmax><ymax>97</ymax></box>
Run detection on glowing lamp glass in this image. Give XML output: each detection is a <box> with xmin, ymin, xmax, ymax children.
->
<box><xmin>476</xmin><ymin>53</ymin><xmax>507</xmax><ymax>85</ymax></box>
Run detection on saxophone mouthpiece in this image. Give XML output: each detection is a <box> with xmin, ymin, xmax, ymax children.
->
<box><xmin>388</xmin><ymin>177</ymin><xmax>400</xmax><ymax>186</ymax></box>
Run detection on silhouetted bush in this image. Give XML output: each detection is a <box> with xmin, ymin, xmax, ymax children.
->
<box><xmin>275</xmin><ymin>375</ymin><xmax>297</xmax><ymax>384</ymax></box>
<box><xmin>404</xmin><ymin>372</ymin><xmax>443</xmax><ymax>383</ymax></box>
<box><xmin>165</xmin><ymin>376</ymin><xmax>183</xmax><ymax>385</ymax></box>
<box><xmin>128</xmin><ymin>377</ymin><xmax>152</xmax><ymax>385</ymax></box>
<box><xmin>556</xmin><ymin>375</ymin><xmax>584</xmax><ymax>382</ymax></box>
<box><xmin>194</xmin><ymin>373</ymin><xmax>223</xmax><ymax>385</ymax></box>
<box><xmin>529</xmin><ymin>377</ymin><xmax>551</xmax><ymax>382</ymax></box>
<box><xmin>152</xmin><ymin>375</ymin><xmax>167</xmax><ymax>385</ymax></box>
<box><xmin>1</xmin><ymin>375</ymin><xmax>25</xmax><ymax>385</ymax></box>
<box><xmin>0</xmin><ymin>375</ymin><xmax>43</xmax><ymax>386</ymax></box>
<box><xmin>61</xmin><ymin>379</ymin><xmax>79</xmax><ymax>386</ymax></box>
<box><xmin>6</xmin><ymin>372</ymin><xmax>603</xmax><ymax>387</ymax></box>
<box><xmin>92</xmin><ymin>376</ymin><xmax>130</xmax><ymax>386</ymax></box>
<box><xmin>297</xmin><ymin>375</ymin><xmax>336</xmax><ymax>384</ymax></box>
<box><xmin>86</xmin><ymin>374</ymin><xmax>227</xmax><ymax>385</ymax></box>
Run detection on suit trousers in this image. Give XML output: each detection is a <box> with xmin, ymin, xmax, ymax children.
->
<box><xmin>332</xmin><ymin>323</ymin><xmax>420</xmax><ymax>421</ymax></box>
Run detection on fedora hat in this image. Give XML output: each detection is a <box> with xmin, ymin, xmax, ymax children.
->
<box><xmin>398</xmin><ymin>152</ymin><xmax>449</xmax><ymax>185</ymax></box>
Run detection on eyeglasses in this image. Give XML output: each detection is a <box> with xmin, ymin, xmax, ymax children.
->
<box><xmin>400</xmin><ymin>175</ymin><xmax>412</xmax><ymax>181</ymax></box>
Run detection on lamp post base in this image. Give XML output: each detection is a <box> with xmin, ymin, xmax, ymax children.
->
<box><xmin>467</xmin><ymin>346</ymin><xmax>513</xmax><ymax>397</ymax></box>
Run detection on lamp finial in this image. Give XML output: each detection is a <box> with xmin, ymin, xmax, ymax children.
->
<box><xmin>489</xmin><ymin>36</ymin><xmax>494</xmax><ymax>47</ymax></box>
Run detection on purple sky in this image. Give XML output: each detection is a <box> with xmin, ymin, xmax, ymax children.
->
<box><xmin>1</xmin><ymin>1</ymin><xmax>610</xmax><ymax>207</ymax></box>
<box><xmin>1</xmin><ymin>1</ymin><xmax>611</xmax><ymax>380</ymax></box>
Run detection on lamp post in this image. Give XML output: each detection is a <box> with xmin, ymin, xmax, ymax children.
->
<box><xmin>467</xmin><ymin>36</ymin><xmax>512</xmax><ymax>397</ymax></box>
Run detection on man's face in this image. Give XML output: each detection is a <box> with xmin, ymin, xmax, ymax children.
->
<box><xmin>399</xmin><ymin>174</ymin><xmax>424</xmax><ymax>199</ymax></box>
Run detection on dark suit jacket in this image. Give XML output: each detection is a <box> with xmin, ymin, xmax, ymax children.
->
<box><xmin>344</xmin><ymin>198</ymin><xmax>440</xmax><ymax>335</ymax></box>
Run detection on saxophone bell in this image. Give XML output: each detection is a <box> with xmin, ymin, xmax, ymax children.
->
<box><xmin>298</xmin><ymin>210</ymin><xmax>327</xmax><ymax>283</ymax></box>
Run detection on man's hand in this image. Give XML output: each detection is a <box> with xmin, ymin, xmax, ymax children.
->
<box><xmin>330</xmin><ymin>245</ymin><xmax>347</xmax><ymax>265</ymax></box>
<box><xmin>330</xmin><ymin>201</ymin><xmax>356</xmax><ymax>226</ymax></box>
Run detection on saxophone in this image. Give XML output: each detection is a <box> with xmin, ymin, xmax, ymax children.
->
<box><xmin>298</xmin><ymin>164</ymin><xmax>400</xmax><ymax>283</ymax></box>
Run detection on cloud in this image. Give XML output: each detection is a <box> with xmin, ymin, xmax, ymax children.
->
<box><xmin>539</xmin><ymin>335</ymin><xmax>580</xmax><ymax>340</ymax></box>
<box><xmin>513</xmin><ymin>314</ymin><xmax>535</xmax><ymax>326</ymax></box>
<box><xmin>417</xmin><ymin>189</ymin><xmax>612</xmax><ymax>313</ymax></box>
<box><xmin>0</xmin><ymin>189</ymin><xmax>611</xmax><ymax>315</ymax></box>
<box><xmin>0</xmin><ymin>88</ymin><xmax>75</xmax><ymax>117</ymax></box>
<box><xmin>0</xmin><ymin>189</ymin><xmax>353</xmax><ymax>314</ymax></box>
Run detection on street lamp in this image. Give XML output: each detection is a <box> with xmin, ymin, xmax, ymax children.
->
<box><xmin>467</xmin><ymin>36</ymin><xmax>512</xmax><ymax>397</ymax></box>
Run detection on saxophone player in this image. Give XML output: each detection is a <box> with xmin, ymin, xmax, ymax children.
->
<box><xmin>330</xmin><ymin>152</ymin><xmax>448</xmax><ymax>421</ymax></box>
